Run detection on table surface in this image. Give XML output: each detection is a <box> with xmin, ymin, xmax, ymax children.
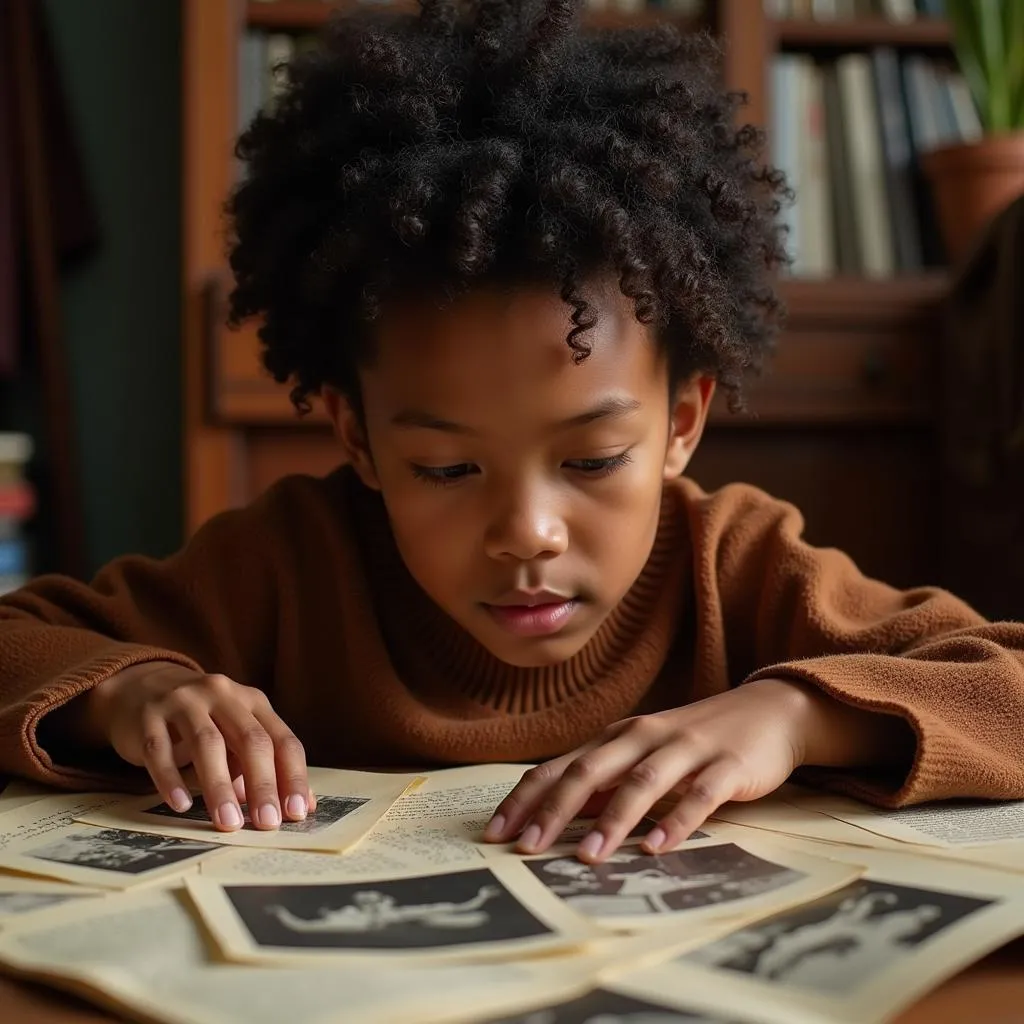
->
<box><xmin>1</xmin><ymin>935</ymin><xmax>1023</xmax><ymax>1023</ymax></box>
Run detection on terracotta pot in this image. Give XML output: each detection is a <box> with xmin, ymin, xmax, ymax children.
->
<box><xmin>923</xmin><ymin>132</ymin><xmax>1024</xmax><ymax>266</ymax></box>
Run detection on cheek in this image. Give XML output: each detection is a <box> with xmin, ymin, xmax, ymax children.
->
<box><xmin>381</xmin><ymin>484</ymin><xmax>476</xmax><ymax>594</ymax></box>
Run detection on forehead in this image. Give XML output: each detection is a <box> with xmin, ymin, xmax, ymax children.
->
<box><xmin>361</xmin><ymin>281</ymin><xmax>665</xmax><ymax>424</ymax></box>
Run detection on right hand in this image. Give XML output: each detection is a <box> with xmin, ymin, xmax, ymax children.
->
<box><xmin>85</xmin><ymin>661</ymin><xmax>314</xmax><ymax>832</ymax></box>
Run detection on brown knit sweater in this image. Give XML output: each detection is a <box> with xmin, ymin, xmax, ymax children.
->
<box><xmin>2</xmin><ymin>468</ymin><xmax>1024</xmax><ymax>806</ymax></box>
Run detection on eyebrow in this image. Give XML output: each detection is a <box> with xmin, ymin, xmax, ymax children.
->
<box><xmin>390</xmin><ymin>396</ymin><xmax>642</xmax><ymax>435</ymax></box>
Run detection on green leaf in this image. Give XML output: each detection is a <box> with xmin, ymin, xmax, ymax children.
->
<box><xmin>946</xmin><ymin>0</ymin><xmax>1024</xmax><ymax>133</ymax></box>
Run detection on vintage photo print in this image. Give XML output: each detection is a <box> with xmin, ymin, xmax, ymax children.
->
<box><xmin>143</xmin><ymin>794</ymin><xmax>369</xmax><ymax>835</ymax></box>
<box><xmin>486</xmin><ymin>987</ymin><xmax>742</xmax><ymax>1023</ymax></box>
<box><xmin>684</xmin><ymin>878</ymin><xmax>992</xmax><ymax>994</ymax></box>
<box><xmin>26</xmin><ymin>827</ymin><xmax>220</xmax><ymax>876</ymax></box>
<box><xmin>527</xmin><ymin>842</ymin><xmax>804</xmax><ymax>918</ymax></box>
<box><xmin>222</xmin><ymin>867</ymin><xmax>553</xmax><ymax>951</ymax></box>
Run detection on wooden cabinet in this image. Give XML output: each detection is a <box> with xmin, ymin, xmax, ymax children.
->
<box><xmin>183</xmin><ymin>0</ymin><xmax>951</xmax><ymax>588</ymax></box>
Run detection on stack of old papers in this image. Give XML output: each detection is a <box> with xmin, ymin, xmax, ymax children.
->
<box><xmin>0</xmin><ymin>767</ymin><xmax>1022</xmax><ymax>1023</ymax></box>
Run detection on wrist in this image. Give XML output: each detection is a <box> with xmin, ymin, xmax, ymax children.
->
<box><xmin>72</xmin><ymin>660</ymin><xmax>183</xmax><ymax>750</ymax></box>
<box><xmin>750</xmin><ymin>677</ymin><xmax>913</xmax><ymax>771</ymax></box>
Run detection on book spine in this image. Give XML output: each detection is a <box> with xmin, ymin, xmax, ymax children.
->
<box><xmin>871</xmin><ymin>47</ymin><xmax>924</xmax><ymax>272</ymax></box>
<box><xmin>823</xmin><ymin>61</ymin><xmax>861</xmax><ymax>274</ymax></box>
<box><xmin>837</xmin><ymin>53</ymin><xmax>896</xmax><ymax>277</ymax></box>
<box><xmin>797</xmin><ymin>59</ymin><xmax>836</xmax><ymax>276</ymax></box>
<box><xmin>771</xmin><ymin>55</ymin><xmax>803</xmax><ymax>273</ymax></box>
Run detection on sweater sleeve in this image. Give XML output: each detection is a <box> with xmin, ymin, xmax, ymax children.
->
<box><xmin>686</xmin><ymin>479</ymin><xmax>1024</xmax><ymax>807</ymax></box>
<box><xmin>0</xmin><ymin>497</ymin><xmax>281</xmax><ymax>787</ymax></box>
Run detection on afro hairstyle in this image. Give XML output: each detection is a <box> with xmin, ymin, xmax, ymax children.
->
<box><xmin>225</xmin><ymin>0</ymin><xmax>789</xmax><ymax>413</ymax></box>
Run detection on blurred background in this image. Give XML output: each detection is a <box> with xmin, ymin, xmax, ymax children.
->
<box><xmin>2</xmin><ymin>0</ymin><xmax>181</xmax><ymax>579</ymax></box>
<box><xmin>3</xmin><ymin>0</ymin><xmax>1022</xmax><ymax>619</ymax></box>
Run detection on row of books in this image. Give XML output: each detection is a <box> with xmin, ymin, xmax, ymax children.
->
<box><xmin>766</xmin><ymin>0</ymin><xmax>945</xmax><ymax>18</ymax></box>
<box><xmin>0</xmin><ymin>434</ymin><xmax>34</xmax><ymax>595</ymax></box>
<box><xmin>772</xmin><ymin>50</ymin><xmax>979</xmax><ymax>278</ymax></box>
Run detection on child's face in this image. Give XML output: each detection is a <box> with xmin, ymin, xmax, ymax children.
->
<box><xmin>325</xmin><ymin>279</ymin><xmax>713</xmax><ymax>668</ymax></box>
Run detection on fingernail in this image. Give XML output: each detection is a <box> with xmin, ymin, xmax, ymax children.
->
<box><xmin>169</xmin><ymin>788</ymin><xmax>192</xmax><ymax>813</ymax></box>
<box><xmin>217</xmin><ymin>803</ymin><xmax>243</xmax><ymax>829</ymax></box>
<box><xmin>644</xmin><ymin>826</ymin><xmax>667</xmax><ymax>853</ymax></box>
<box><xmin>518</xmin><ymin>823</ymin><xmax>542</xmax><ymax>853</ymax></box>
<box><xmin>483</xmin><ymin>814</ymin><xmax>505</xmax><ymax>842</ymax></box>
<box><xmin>285</xmin><ymin>794</ymin><xmax>307</xmax><ymax>820</ymax></box>
<box><xmin>257</xmin><ymin>803</ymin><xmax>281</xmax><ymax>828</ymax></box>
<box><xmin>578</xmin><ymin>830</ymin><xmax>605</xmax><ymax>860</ymax></box>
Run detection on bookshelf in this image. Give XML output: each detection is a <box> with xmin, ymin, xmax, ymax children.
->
<box><xmin>184</xmin><ymin>0</ymin><xmax>955</xmax><ymax>588</ymax></box>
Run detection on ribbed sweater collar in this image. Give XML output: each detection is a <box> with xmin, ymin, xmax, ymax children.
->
<box><xmin>340</xmin><ymin>470</ymin><xmax>685</xmax><ymax>716</ymax></box>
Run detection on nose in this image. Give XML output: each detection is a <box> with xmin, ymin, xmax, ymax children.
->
<box><xmin>483</xmin><ymin>480</ymin><xmax>568</xmax><ymax>563</ymax></box>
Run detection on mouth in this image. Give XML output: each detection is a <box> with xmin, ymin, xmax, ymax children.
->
<box><xmin>481</xmin><ymin>593</ymin><xmax>581</xmax><ymax>638</ymax></box>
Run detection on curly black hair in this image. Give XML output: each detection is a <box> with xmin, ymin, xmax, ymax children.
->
<box><xmin>226</xmin><ymin>0</ymin><xmax>789</xmax><ymax>414</ymax></box>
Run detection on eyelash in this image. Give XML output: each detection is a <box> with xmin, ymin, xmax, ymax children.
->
<box><xmin>409</xmin><ymin>450</ymin><xmax>634</xmax><ymax>488</ymax></box>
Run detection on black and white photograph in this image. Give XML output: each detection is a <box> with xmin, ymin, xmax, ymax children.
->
<box><xmin>0</xmin><ymin>891</ymin><xmax>85</xmax><ymax>915</ymax></box>
<box><xmin>223</xmin><ymin>867</ymin><xmax>553</xmax><ymax>951</ymax></box>
<box><xmin>684</xmin><ymin>879</ymin><xmax>992</xmax><ymax>994</ymax></box>
<box><xmin>143</xmin><ymin>793</ymin><xmax>369</xmax><ymax>835</ymax></box>
<box><xmin>486</xmin><ymin>988</ymin><xmax>742</xmax><ymax>1023</ymax></box>
<box><xmin>527</xmin><ymin>843</ymin><xmax>803</xmax><ymax>917</ymax></box>
<box><xmin>27</xmin><ymin>827</ymin><xmax>220</xmax><ymax>875</ymax></box>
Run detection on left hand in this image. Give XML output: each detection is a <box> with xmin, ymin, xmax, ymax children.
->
<box><xmin>483</xmin><ymin>678</ymin><xmax>908</xmax><ymax>863</ymax></box>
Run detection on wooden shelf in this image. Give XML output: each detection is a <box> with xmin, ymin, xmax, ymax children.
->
<box><xmin>774</xmin><ymin>16</ymin><xmax>951</xmax><ymax>49</ymax></box>
<box><xmin>780</xmin><ymin>273</ymin><xmax>948</xmax><ymax>328</ymax></box>
<box><xmin>247</xmin><ymin>0</ymin><xmax>703</xmax><ymax>32</ymax></box>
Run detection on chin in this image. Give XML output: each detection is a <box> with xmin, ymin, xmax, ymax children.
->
<box><xmin>478</xmin><ymin>630</ymin><xmax>596</xmax><ymax>669</ymax></box>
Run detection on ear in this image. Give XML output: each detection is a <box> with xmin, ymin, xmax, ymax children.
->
<box><xmin>322</xmin><ymin>386</ymin><xmax>381</xmax><ymax>491</ymax></box>
<box><xmin>663</xmin><ymin>375</ymin><xmax>716</xmax><ymax>479</ymax></box>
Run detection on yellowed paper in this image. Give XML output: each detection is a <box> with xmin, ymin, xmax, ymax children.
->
<box><xmin>74</xmin><ymin>768</ymin><xmax>420</xmax><ymax>852</ymax></box>
<box><xmin>715</xmin><ymin>791</ymin><xmax>1024</xmax><ymax>875</ymax></box>
<box><xmin>0</xmin><ymin>780</ymin><xmax>55</xmax><ymax>818</ymax></box>
<box><xmin>617</xmin><ymin>842</ymin><xmax>1024</xmax><ymax>1024</ymax></box>
<box><xmin>0</xmin><ymin>792</ymin><xmax>225</xmax><ymax>889</ymax></box>
<box><xmin>0</xmin><ymin>884</ymin><xmax>721</xmax><ymax>1024</ymax></box>
<box><xmin>517</xmin><ymin>822</ymin><xmax>863</xmax><ymax>931</ymax></box>
<box><xmin>184</xmin><ymin>857</ymin><xmax>608</xmax><ymax>966</ymax></box>
<box><xmin>789</xmin><ymin>789</ymin><xmax>1024</xmax><ymax>848</ymax></box>
<box><xmin>0</xmin><ymin>876</ymin><xmax>105</xmax><ymax>922</ymax></box>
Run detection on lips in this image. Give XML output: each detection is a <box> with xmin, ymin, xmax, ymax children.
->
<box><xmin>482</xmin><ymin>591</ymin><xmax>581</xmax><ymax>637</ymax></box>
<box><xmin>487</xmin><ymin>589</ymin><xmax>574</xmax><ymax>608</ymax></box>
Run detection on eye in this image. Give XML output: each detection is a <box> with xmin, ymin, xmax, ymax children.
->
<box><xmin>563</xmin><ymin>450</ymin><xmax>634</xmax><ymax>477</ymax></box>
<box><xmin>409</xmin><ymin>463</ymin><xmax>477</xmax><ymax>487</ymax></box>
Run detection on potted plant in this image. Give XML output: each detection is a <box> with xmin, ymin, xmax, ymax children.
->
<box><xmin>923</xmin><ymin>0</ymin><xmax>1024</xmax><ymax>264</ymax></box>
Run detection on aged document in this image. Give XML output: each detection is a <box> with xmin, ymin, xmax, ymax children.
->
<box><xmin>518</xmin><ymin>822</ymin><xmax>863</xmax><ymax>931</ymax></box>
<box><xmin>789</xmin><ymin>789</ymin><xmax>1024</xmax><ymax>847</ymax></box>
<box><xmin>0</xmin><ymin>780</ymin><xmax>54</xmax><ymax>818</ymax></box>
<box><xmin>615</xmin><ymin>842</ymin><xmax>1024</xmax><ymax>1024</ymax></box>
<box><xmin>0</xmin><ymin>876</ymin><xmax>105</xmax><ymax>921</ymax></box>
<box><xmin>184</xmin><ymin>857</ymin><xmax>608</xmax><ymax>966</ymax></box>
<box><xmin>75</xmin><ymin>768</ymin><xmax>420</xmax><ymax>852</ymax></box>
<box><xmin>716</xmin><ymin>790</ymin><xmax>1024</xmax><ymax>875</ymax></box>
<box><xmin>0</xmin><ymin>884</ymin><xmax>712</xmax><ymax>1024</ymax></box>
<box><xmin>0</xmin><ymin>792</ymin><xmax>225</xmax><ymax>889</ymax></box>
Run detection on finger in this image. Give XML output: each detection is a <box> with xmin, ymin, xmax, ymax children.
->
<box><xmin>644</xmin><ymin>756</ymin><xmax>743</xmax><ymax>855</ymax></box>
<box><xmin>214</xmin><ymin>709</ymin><xmax>282</xmax><ymax>830</ymax></box>
<box><xmin>138</xmin><ymin>714</ymin><xmax>192</xmax><ymax>813</ymax></box>
<box><xmin>582</xmin><ymin>742</ymin><xmax>703</xmax><ymax>863</ymax></box>
<box><xmin>483</xmin><ymin>753</ymin><xmax>582</xmax><ymax>844</ymax></box>
<box><xmin>252</xmin><ymin>701</ymin><xmax>310</xmax><ymax>822</ymax></box>
<box><xmin>171</xmin><ymin>708</ymin><xmax>243</xmax><ymax>831</ymax></box>
<box><xmin>515</xmin><ymin>732</ymin><xmax>662</xmax><ymax>855</ymax></box>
